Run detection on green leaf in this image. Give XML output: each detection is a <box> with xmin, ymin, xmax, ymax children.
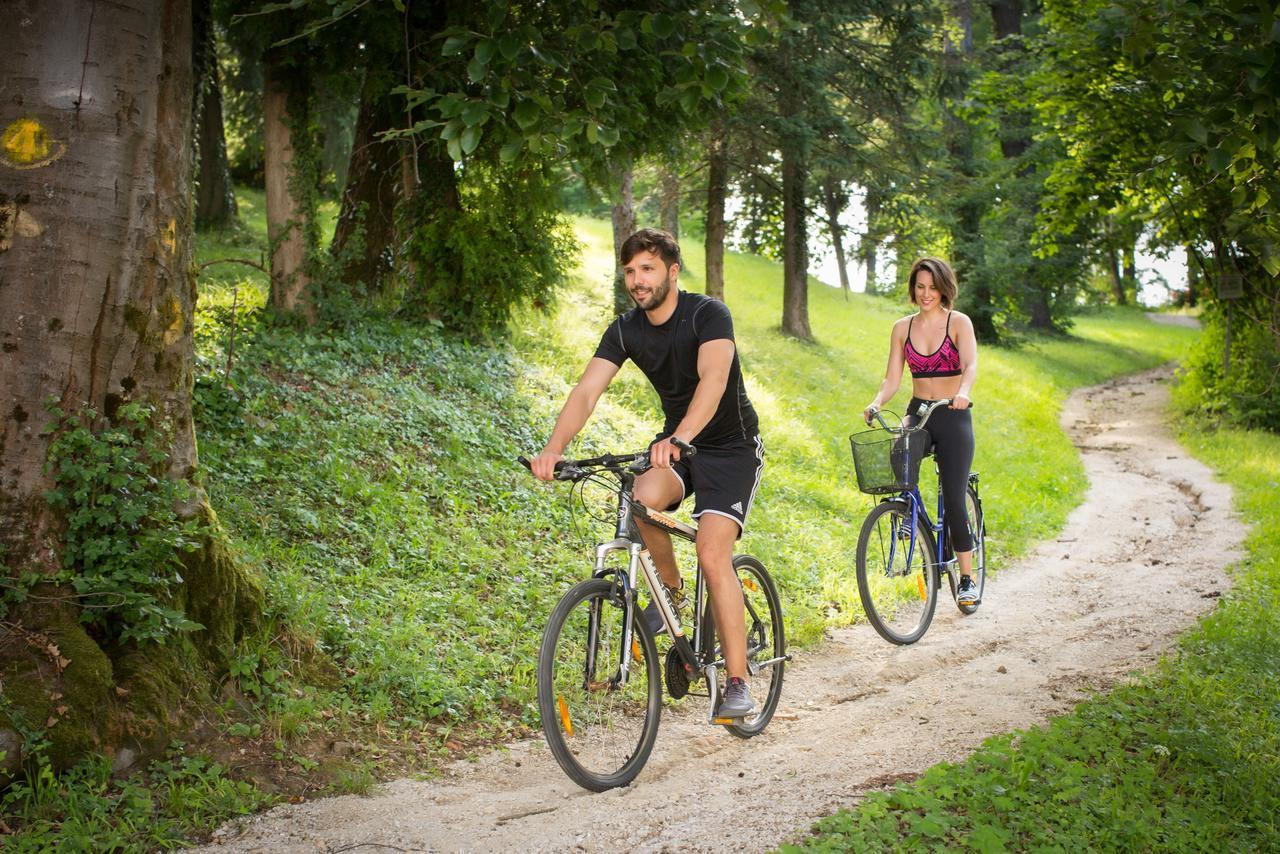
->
<box><xmin>440</xmin><ymin>119</ymin><xmax>463</xmax><ymax>141</ymax></box>
<box><xmin>597</xmin><ymin>125</ymin><xmax>619</xmax><ymax>147</ymax></box>
<box><xmin>447</xmin><ymin>136</ymin><xmax>463</xmax><ymax>162</ymax></box>
<box><xmin>487</xmin><ymin>3</ymin><xmax>506</xmax><ymax>30</ymax></box>
<box><xmin>585</xmin><ymin>122</ymin><xmax>599</xmax><ymax>144</ymax></box>
<box><xmin>585</xmin><ymin>87</ymin><xmax>606</xmax><ymax>109</ymax></box>
<box><xmin>513</xmin><ymin>100</ymin><xmax>541</xmax><ymax>130</ymax></box>
<box><xmin>475</xmin><ymin>39</ymin><xmax>496</xmax><ymax>66</ymax></box>
<box><xmin>460</xmin><ymin>125</ymin><xmax>482</xmax><ymax>156</ymax></box>
<box><xmin>467</xmin><ymin>55</ymin><xmax>489</xmax><ymax>84</ymax></box>
<box><xmin>1176</xmin><ymin>118</ymin><xmax>1209</xmax><ymax>144</ymax></box>
<box><xmin>461</xmin><ymin>101</ymin><xmax>489</xmax><ymax>127</ymax></box>
<box><xmin>442</xmin><ymin>35</ymin><xmax>469</xmax><ymax>57</ymax></box>
<box><xmin>706</xmin><ymin>65</ymin><xmax>729</xmax><ymax>91</ymax></box>
<box><xmin>652</xmin><ymin>13</ymin><xmax>676</xmax><ymax>38</ymax></box>
<box><xmin>499</xmin><ymin>32</ymin><xmax>522</xmax><ymax>60</ymax></box>
<box><xmin>499</xmin><ymin>136</ymin><xmax>524</xmax><ymax>163</ymax></box>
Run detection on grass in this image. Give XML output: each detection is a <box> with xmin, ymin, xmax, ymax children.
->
<box><xmin>784</xmin><ymin>424</ymin><xmax>1280</xmax><ymax>852</ymax></box>
<box><xmin>0</xmin><ymin>199</ymin><xmax>1204</xmax><ymax>848</ymax></box>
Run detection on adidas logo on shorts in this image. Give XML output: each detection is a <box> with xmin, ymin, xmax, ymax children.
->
<box><xmin>731</xmin><ymin>501</ymin><xmax>744</xmax><ymax>514</ymax></box>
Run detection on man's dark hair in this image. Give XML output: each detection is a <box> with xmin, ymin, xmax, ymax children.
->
<box><xmin>620</xmin><ymin>228</ymin><xmax>683</xmax><ymax>269</ymax></box>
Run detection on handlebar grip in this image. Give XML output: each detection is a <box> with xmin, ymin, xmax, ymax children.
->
<box><xmin>517</xmin><ymin>456</ymin><xmax>568</xmax><ymax>473</ymax></box>
<box><xmin>670</xmin><ymin>436</ymin><xmax>697</xmax><ymax>458</ymax></box>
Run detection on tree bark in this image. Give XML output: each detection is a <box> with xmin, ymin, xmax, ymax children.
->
<box><xmin>0</xmin><ymin>0</ymin><xmax>260</xmax><ymax>773</ymax></box>
<box><xmin>1107</xmin><ymin>247</ymin><xmax>1127</xmax><ymax>305</ymax></box>
<box><xmin>780</xmin><ymin>143</ymin><xmax>812</xmax><ymax>339</ymax></box>
<box><xmin>332</xmin><ymin>71</ymin><xmax>403</xmax><ymax>294</ymax></box>
<box><xmin>1123</xmin><ymin>242</ymin><xmax>1138</xmax><ymax>301</ymax></box>
<box><xmin>859</xmin><ymin>187</ymin><xmax>881</xmax><ymax>293</ymax></box>
<box><xmin>193</xmin><ymin>1</ymin><xmax>236</xmax><ymax>229</ymax></box>
<box><xmin>263</xmin><ymin>52</ymin><xmax>313</xmax><ymax>320</ymax></box>
<box><xmin>822</xmin><ymin>180</ymin><xmax>851</xmax><ymax>298</ymax></box>
<box><xmin>704</xmin><ymin>123</ymin><xmax>727</xmax><ymax>301</ymax></box>
<box><xmin>659</xmin><ymin>167</ymin><xmax>680</xmax><ymax>239</ymax></box>
<box><xmin>611</xmin><ymin>165</ymin><xmax>637</xmax><ymax>315</ymax></box>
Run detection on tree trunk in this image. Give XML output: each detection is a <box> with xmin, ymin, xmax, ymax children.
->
<box><xmin>704</xmin><ymin>122</ymin><xmax>727</xmax><ymax>301</ymax></box>
<box><xmin>263</xmin><ymin>52</ymin><xmax>313</xmax><ymax>320</ymax></box>
<box><xmin>1106</xmin><ymin>246</ymin><xmax>1127</xmax><ymax>305</ymax></box>
<box><xmin>780</xmin><ymin>143</ymin><xmax>812</xmax><ymax>340</ymax></box>
<box><xmin>611</xmin><ymin>165</ymin><xmax>637</xmax><ymax>315</ymax></box>
<box><xmin>1123</xmin><ymin>242</ymin><xmax>1138</xmax><ymax>302</ymax></box>
<box><xmin>822</xmin><ymin>180</ymin><xmax>851</xmax><ymax>298</ymax></box>
<box><xmin>193</xmin><ymin>1</ymin><xmax>236</xmax><ymax>229</ymax></box>
<box><xmin>332</xmin><ymin>71</ymin><xmax>403</xmax><ymax>294</ymax></box>
<box><xmin>859</xmin><ymin>187</ymin><xmax>881</xmax><ymax>293</ymax></box>
<box><xmin>659</xmin><ymin>167</ymin><xmax>680</xmax><ymax>239</ymax></box>
<box><xmin>944</xmin><ymin>0</ymin><xmax>999</xmax><ymax>342</ymax></box>
<box><xmin>0</xmin><ymin>0</ymin><xmax>261</xmax><ymax>774</ymax></box>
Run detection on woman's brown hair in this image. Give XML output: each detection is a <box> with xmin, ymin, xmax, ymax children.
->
<box><xmin>907</xmin><ymin>257</ymin><xmax>959</xmax><ymax>310</ymax></box>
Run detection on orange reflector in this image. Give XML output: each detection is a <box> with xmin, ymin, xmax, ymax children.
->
<box><xmin>557</xmin><ymin>696</ymin><xmax>573</xmax><ymax>737</ymax></box>
<box><xmin>713</xmin><ymin>717</ymin><xmax>737</xmax><ymax>725</ymax></box>
<box><xmin>632</xmin><ymin>639</ymin><xmax>642</xmax><ymax>662</ymax></box>
<box><xmin>743</xmin><ymin>576</ymin><xmax>758</xmax><ymax>592</ymax></box>
<box><xmin>916</xmin><ymin>574</ymin><xmax>927</xmax><ymax>600</ymax></box>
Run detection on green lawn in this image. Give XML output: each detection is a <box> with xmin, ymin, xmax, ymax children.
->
<box><xmin>0</xmin><ymin>207</ymin><xmax>1207</xmax><ymax>849</ymax></box>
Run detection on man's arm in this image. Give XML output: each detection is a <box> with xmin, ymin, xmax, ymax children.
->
<box><xmin>650</xmin><ymin>339</ymin><xmax>734</xmax><ymax>468</ymax></box>
<box><xmin>530</xmin><ymin>357</ymin><xmax>621</xmax><ymax>481</ymax></box>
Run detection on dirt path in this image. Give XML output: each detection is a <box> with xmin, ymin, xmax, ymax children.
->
<box><xmin>200</xmin><ymin>366</ymin><xmax>1243</xmax><ymax>853</ymax></box>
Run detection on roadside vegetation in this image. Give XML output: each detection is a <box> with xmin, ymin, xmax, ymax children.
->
<box><xmin>0</xmin><ymin>208</ymin><xmax>1199</xmax><ymax>848</ymax></box>
<box><xmin>785</xmin><ymin>417</ymin><xmax>1280</xmax><ymax>852</ymax></box>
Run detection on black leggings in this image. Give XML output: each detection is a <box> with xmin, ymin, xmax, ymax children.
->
<box><xmin>907</xmin><ymin>398</ymin><xmax>975</xmax><ymax>553</ymax></box>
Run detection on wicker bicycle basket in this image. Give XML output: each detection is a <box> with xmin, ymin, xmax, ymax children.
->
<box><xmin>848</xmin><ymin>427</ymin><xmax>931</xmax><ymax>495</ymax></box>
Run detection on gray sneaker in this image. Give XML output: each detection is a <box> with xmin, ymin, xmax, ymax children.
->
<box><xmin>957</xmin><ymin>574</ymin><xmax>979</xmax><ymax>605</ymax></box>
<box><xmin>719</xmin><ymin>677</ymin><xmax>755</xmax><ymax>718</ymax></box>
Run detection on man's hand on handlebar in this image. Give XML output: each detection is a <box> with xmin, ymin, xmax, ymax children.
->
<box><xmin>529</xmin><ymin>448</ymin><xmax>565</xmax><ymax>482</ymax></box>
<box><xmin>648</xmin><ymin>435</ymin><xmax>688</xmax><ymax>469</ymax></box>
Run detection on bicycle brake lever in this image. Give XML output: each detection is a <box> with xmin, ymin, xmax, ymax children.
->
<box><xmin>671</xmin><ymin>436</ymin><xmax>697</xmax><ymax>457</ymax></box>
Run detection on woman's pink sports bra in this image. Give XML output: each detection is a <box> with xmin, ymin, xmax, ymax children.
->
<box><xmin>905</xmin><ymin>312</ymin><xmax>962</xmax><ymax>378</ymax></box>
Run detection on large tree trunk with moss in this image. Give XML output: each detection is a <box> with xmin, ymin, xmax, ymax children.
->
<box><xmin>611</xmin><ymin>165</ymin><xmax>637</xmax><ymax>315</ymax></box>
<box><xmin>780</xmin><ymin>142</ymin><xmax>812</xmax><ymax>340</ymax></box>
<box><xmin>332</xmin><ymin>71</ymin><xmax>404</xmax><ymax>294</ymax></box>
<box><xmin>659</xmin><ymin>167</ymin><xmax>680</xmax><ymax>240</ymax></box>
<box><xmin>704</xmin><ymin>122</ymin><xmax>727</xmax><ymax>301</ymax></box>
<box><xmin>0</xmin><ymin>0</ymin><xmax>261</xmax><ymax>776</ymax></box>
<box><xmin>263</xmin><ymin>51</ymin><xmax>314</xmax><ymax>320</ymax></box>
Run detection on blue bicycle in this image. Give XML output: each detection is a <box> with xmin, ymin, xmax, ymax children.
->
<box><xmin>850</xmin><ymin>398</ymin><xmax>987</xmax><ymax>645</ymax></box>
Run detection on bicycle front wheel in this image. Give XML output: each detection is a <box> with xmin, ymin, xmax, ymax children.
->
<box><xmin>537</xmin><ymin>577</ymin><xmax>662</xmax><ymax>792</ymax></box>
<box><xmin>856</xmin><ymin>499</ymin><xmax>939</xmax><ymax>645</ymax></box>
<box><xmin>947</xmin><ymin>485</ymin><xmax>987</xmax><ymax>615</ymax></box>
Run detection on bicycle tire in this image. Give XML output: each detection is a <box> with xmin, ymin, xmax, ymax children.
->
<box><xmin>722</xmin><ymin>555</ymin><xmax>786</xmax><ymax>738</ymax></box>
<box><xmin>856</xmin><ymin>499</ymin><xmax>939</xmax><ymax>645</ymax></box>
<box><xmin>947</xmin><ymin>485</ymin><xmax>987</xmax><ymax>615</ymax></box>
<box><xmin>537</xmin><ymin>577</ymin><xmax>662</xmax><ymax>791</ymax></box>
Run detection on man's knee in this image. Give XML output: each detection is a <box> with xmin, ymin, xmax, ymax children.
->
<box><xmin>695</xmin><ymin>515</ymin><xmax>738</xmax><ymax>568</ymax></box>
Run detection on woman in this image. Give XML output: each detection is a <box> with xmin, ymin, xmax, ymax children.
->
<box><xmin>863</xmin><ymin>257</ymin><xmax>980</xmax><ymax>603</ymax></box>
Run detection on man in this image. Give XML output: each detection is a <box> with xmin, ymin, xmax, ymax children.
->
<box><xmin>531</xmin><ymin>228</ymin><xmax>764</xmax><ymax>718</ymax></box>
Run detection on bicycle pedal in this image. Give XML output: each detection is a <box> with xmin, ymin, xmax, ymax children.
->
<box><xmin>712</xmin><ymin>716</ymin><xmax>740</xmax><ymax>725</ymax></box>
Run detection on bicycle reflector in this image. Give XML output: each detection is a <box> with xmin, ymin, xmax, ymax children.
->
<box><xmin>557</xmin><ymin>696</ymin><xmax>574</xmax><ymax>737</ymax></box>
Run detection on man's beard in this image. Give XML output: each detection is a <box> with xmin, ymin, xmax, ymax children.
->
<box><xmin>631</xmin><ymin>272</ymin><xmax>673</xmax><ymax>310</ymax></box>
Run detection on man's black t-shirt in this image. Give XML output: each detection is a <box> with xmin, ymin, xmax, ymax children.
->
<box><xmin>593</xmin><ymin>291</ymin><xmax>759</xmax><ymax>449</ymax></box>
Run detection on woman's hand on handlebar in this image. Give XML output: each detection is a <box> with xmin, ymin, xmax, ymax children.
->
<box><xmin>529</xmin><ymin>448</ymin><xmax>565</xmax><ymax>482</ymax></box>
<box><xmin>863</xmin><ymin>403</ymin><xmax>881</xmax><ymax>426</ymax></box>
<box><xmin>949</xmin><ymin>394</ymin><xmax>971</xmax><ymax>411</ymax></box>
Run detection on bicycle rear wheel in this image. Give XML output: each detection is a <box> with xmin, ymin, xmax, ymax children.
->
<box><xmin>947</xmin><ymin>485</ymin><xmax>986</xmax><ymax>614</ymax></box>
<box><xmin>722</xmin><ymin>555</ymin><xmax>785</xmax><ymax>738</ymax></box>
<box><xmin>537</xmin><ymin>577</ymin><xmax>661</xmax><ymax>791</ymax></box>
<box><xmin>856</xmin><ymin>499</ymin><xmax>939</xmax><ymax>645</ymax></box>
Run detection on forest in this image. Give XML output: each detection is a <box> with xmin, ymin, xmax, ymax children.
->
<box><xmin>1</xmin><ymin>0</ymin><xmax>1277</xmax><ymax>849</ymax></box>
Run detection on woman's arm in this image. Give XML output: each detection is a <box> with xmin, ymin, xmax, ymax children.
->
<box><xmin>864</xmin><ymin>319</ymin><xmax>908</xmax><ymax>422</ymax></box>
<box><xmin>951</xmin><ymin>312</ymin><xmax>978</xmax><ymax>410</ymax></box>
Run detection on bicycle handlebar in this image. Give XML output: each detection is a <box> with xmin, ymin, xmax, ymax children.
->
<box><xmin>517</xmin><ymin>437</ymin><xmax>698</xmax><ymax>482</ymax></box>
<box><xmin>865</xmin><ymin>398</ymin><xmax>974</xmax><ymax>434</ymax></box>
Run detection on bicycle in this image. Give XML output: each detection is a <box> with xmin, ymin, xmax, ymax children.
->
<box><xmin>518</xmin><ymin>439</ymin><xmax>788</xmax><ymax>791</ymax></box>
<box><xmin>849</xmin><ymin>399</ymin><xmax>987</xmax><ymax>645</ymax></box>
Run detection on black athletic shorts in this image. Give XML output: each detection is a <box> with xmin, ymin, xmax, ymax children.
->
<box><xmin>652</xmin><ymin>434</ymin><xmax>765</xmax><ymax>536</ymax></box>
